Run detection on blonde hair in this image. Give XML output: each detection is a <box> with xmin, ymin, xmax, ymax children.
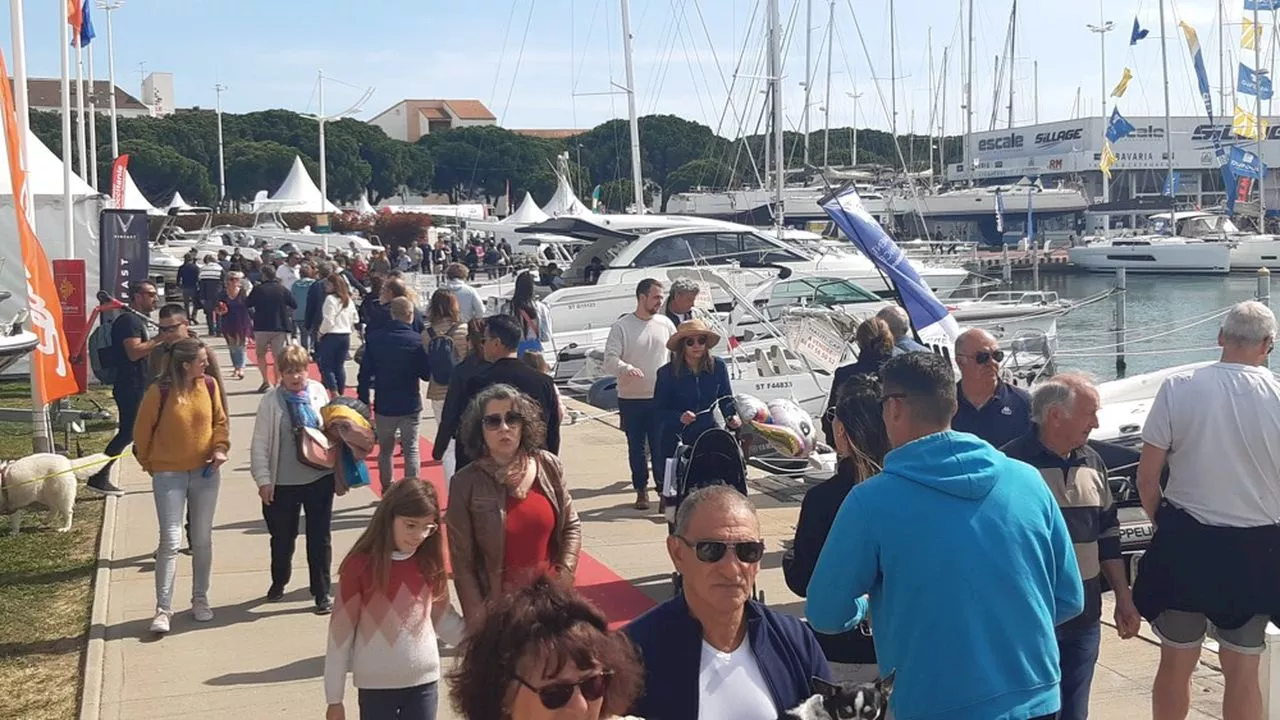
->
<box><xmin>157</xmin><ymin>337</ymin><xmax>215</xmax><ymax>392</ymax></box>
<box><xmin>278</xmin><ymin>344</ymin><xmax>310</xmax><ymax>375</ymax></box>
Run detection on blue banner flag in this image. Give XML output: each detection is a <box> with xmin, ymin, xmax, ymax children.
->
<box><xmin>1239</xmin><ymin>64</ymin><xmax>1274</xmax><ymax>100</ymax></box>
<box><xmin>1105</xmin><ymin>107</ymin><xmax>1136</xmax><ymax>143</ymax></box>
<box><xmin>995</xmin><ymin>190</ymin><xmax>1005</xmax><ymax>233</ymax></box>
<box><xmin>1025</xmin><ymin>188</ymin><xmax>1035</xmax><ymax>246</ymax></box>
<box><xmin>1162</xmin><ymin>170</ymin><xmax>1181</xmax><ymax>196</ymax></box>
<box><xmin>76</xmin><ymin>0</ymin><xmax>94</xmax><ymax>47</ymax></box>
<box><xmin>1246</xmin><ymin>0</ymin><xmax>1280</xmax><ymax>10</ymax></box>
<box><xmin>820</xmin><ymin>186</ymin><xmax>960</xmax><ymax>343</ymax></box>
<box><xmin>1228</xmin><ymin>146</ymin><xmax>1265</xmax><ymax>179</ymax></box>
<box><xmin>1130</xmin><ymin>17</ymin><xmax>1149</xmax><ymax>45</ymax></box>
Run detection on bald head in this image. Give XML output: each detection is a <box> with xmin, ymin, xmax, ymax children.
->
<box><xmin>876</xmin><ymin>305</ymin><xmax>912</xmax><ymax>340</ymax></box>
<box><xmin>955</xmin><ymin>328</ymin><xmax>997</xmax><ymax>357</ymax></box>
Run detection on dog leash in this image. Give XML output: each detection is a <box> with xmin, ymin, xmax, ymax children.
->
<box><xmin>0</xmin><ymin>449</ymin><xmax>134</xmax><ymax>494</ymax></box>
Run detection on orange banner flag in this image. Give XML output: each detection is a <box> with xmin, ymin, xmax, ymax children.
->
<box><xmin>0</xmin><ymin>50</ymin><xmax>80</xmax><ymax>404</ymax></box>
<box><xmin>67</xmin><ymin>0</ymin><xmax>83</xmax><ymax>37</ymax></box>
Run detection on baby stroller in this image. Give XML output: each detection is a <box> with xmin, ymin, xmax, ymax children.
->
<box><xmin>662</xmin><ymin>427</ymin><xmax>750</xmax><ymax>595</ymax></box>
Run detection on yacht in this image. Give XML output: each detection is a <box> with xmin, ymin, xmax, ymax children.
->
<box><xmin>517</xmin><ymin>215</ymin><xmax>970</xmax><ymax>335</ymax></box>
<box><xmin>1067</xmin><ymin>214</ymin><xmax>1232</xmax><ymax>276</ymax></box>
<box><xmin>1152</xmin><ymin>210</ymin><xmax>1280</xmax><ymax>271</ymax></box>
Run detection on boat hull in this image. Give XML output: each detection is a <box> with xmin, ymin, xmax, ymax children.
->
<box><xmin>1067</xmin><ymin>243</ymin><xmax>1231</xmax><ymax>274</ymax></box>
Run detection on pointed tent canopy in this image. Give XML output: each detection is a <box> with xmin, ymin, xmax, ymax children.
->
<box><xmin>0</xmin><ymin>126</ymin><xmax>95</xmax><ymax>196</ymax></box>
<box><xmin>501</xmin><ymin>192</ymin><xmax>550</xmax><ymax>225</ymax></box>
<box><xmin>167</xmin><ymin>191</ymin><xmax>194</xmax><ymax>211</ymax></box>
<box><xmin>122</xmin><ymin>170</ymin><xmax>163</xmax><ymax>215</ymax></box>
<box><xmin>540</xmin><ymin>174</ymin><xmax>590</xmax><ymax>217</ymax></box>
<box><xmin>267</xmin><ymin>156</ymin><xmax>339</xmax><ymax>213</ymax></box>
<box><xmin>357</xmin><ymin>193</ymin><xmax>376</xmax><ymax>215</ymax></box>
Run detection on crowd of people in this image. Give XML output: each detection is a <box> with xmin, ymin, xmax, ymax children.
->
<box><xmin>79</xmin><ymin>243</ymin><xmax>1280</xmax><ymax>720</ymax></box>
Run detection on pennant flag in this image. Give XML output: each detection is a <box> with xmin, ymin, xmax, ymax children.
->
<box><xmin>1100</xmin><ymin>141</ymin><xmax>1117</xmax><ymax>179</ymax></box>
<box><xmin>75</xmin><ymin>0</ymin><xmax>95</xmax><ymax>47</ymax></box>
<box><xmin>820</xmin><ymin>186</ymin><xmax>959</xmax><ymax>344</ymax></box>
<box><xmin>1025</xmin><ymin>188</ymin><xmax>1035</xmax><ymax>245</ymax></box>
<box><xmin>0</xmin><ymin>50</ymin><xmax>80</xmax><ymax>404</ymax></box>
<box><xmin>1228</xmin><ymin>145</ymin><xmax>1266</xmax><ymax>179</ymax></box>
<box><xmin>1245</xmin><ymin>0</ymin><xmax>1280</xmax><ymax>10</ymax></box>
<box><xmin>1233</xmin><ymin>104</ymin><xmax>1270</xmax><ymax>139</ymax></box>
<box><xmin>1106</xmin><ymin>107</ymin><xmax>1137</xmax><ymax>142</ymax></box>
<box><xmin>1243</xmin><ymin>19</ymin><xmax>1262</xmax><ymax>50</ymax></box>
<box><xmin>995</xmin><ymin>190</ymin><xmax>1005</xmax><ymax>233</ymax></box>
<box><xmin>1163</xmin><ymin>170</ymin><xmax>1181</xmax><ymax>197</ymax></box>
<box><xmin>1130</xmin><ymin>17</ymin><xmax>1149</xmax><ymax>45</ymax></box>
<box><xmin>66</xmin><ymin>0</ymin><xmax>82</xmax><ymax>38</ymax></box>
<box><xmin>1111</xmin><ymin>67</ymin><xmax>1134</xmax><ymax>97</ymax></box>
<box><xmin>1239</xmin><ymin>64</ymin><xmax>1274</xmax><ymax>99</ymax></box>
<box><xmin>110</xmin><ymin>155</ymin><xmax>130</xmax><ymax>209</ymax></box>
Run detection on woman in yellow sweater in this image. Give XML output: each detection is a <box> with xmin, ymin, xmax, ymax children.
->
<box><xmin>133</xmin><ymin>337</ymin><xmax>230</xmax><ymax>635</ymax></box>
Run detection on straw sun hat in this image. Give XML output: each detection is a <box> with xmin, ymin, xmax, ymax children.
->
<box><xmin>666</xmin><ymin>318</ymin><xmax>722</xmax><ymax>352</ymax></box>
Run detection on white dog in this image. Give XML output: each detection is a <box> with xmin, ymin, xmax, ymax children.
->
<box><xmin>0</xmin><ymin>452</ymin><xmax>107</xmax><ymax>535</ymax></box>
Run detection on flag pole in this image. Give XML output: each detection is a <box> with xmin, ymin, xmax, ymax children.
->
<box><xmin>75</xmin><ymin>42</ymin><xmax>87</xmax><ymax>180</ymax></box>
<box><xmin>87</xmin><ymin>32</ymin><xmax>99</xmax><ymax>189</ymax></box>
<box><xmin>60</xmin><ymin>8</ymin><xmax>75</xmax><ymax>258</ymax></box>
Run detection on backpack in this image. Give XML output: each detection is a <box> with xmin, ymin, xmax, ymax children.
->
<box><xmin>425</xmin><ymin>325</ymin><xmax>460</xmax><ymax>385</ymax></box>
<box><xmin>88</xmin><ymin>315</ymin><xmax>120</xmax><ymax>385</ymax></box>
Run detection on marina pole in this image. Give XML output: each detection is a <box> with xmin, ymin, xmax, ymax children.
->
<box><xmin>1254</xmin><ymin>1</ymin><xmax>1265</xmax><ymax>231</ymax></box>
<box><xmin>215</xmin><ymin>83</ymin><xmax>227</xmax><ymax>208</ymax></box>
<box><xmin>88</xmin><ymin>45</ymin><xmax>98</xmax><ymax>189</ymax></box>
<box><xmin>768</xmin><ymin>0</ymin><xmax>785</xmax><ymax>231</ymax></box>
<box><xmin>803</xmin><ymin>0</ymin><xmax>812</xmax><ymax>169</ymax></box>
<box><xmin>1114</xmin><ymin>267</ymin><xmax>1127</xmax><ymax>377</ymax></box>
<box><xmin>620</xmin><ymin>0</ymin><xmax>645</xmax><ymax>213</ymax></box>
<box><xmin>99</xmin><ymin>0</ymin><xmax>121</xmax><ymax>158</ymax></box>
<box><xmin>1001</xmin><ymin>244</ymin><xmax>1011</xmax><ymax>285</ymax></box>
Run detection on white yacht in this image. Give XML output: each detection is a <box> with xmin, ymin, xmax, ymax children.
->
<box><xmin>1067</xmin><ymin>213</ymin><xmax>1232</xmax><ymax>275</ymax></box>
<box><xmin>516</xmin><ymin>214</ymin><xmax>970</xmax><ymax>335</ymax></box>
<box><xmin>1151</xmin><ymin>210</ymin><xmax>1280</xmax><ymax>271</ymax></box>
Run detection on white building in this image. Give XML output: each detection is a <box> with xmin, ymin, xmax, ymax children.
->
<box><xmin>15</xmin><ymin>78</ymin><xmax>150</xmax><ymax>118</ymax></box>
<box><xmin>141</xmin><ymin>72</ymin><xmax>175</xmax><ymax>117</ymax></box>
<box><xmin>366</xmin><ymin>99</ymin><xmax>497</xmax><ymax>143</ymax></box>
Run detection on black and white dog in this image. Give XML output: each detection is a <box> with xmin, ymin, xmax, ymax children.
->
<box><xmin>784</xmin><ymin>671</ymin><xmax>896</xmax><ymax>720</ymax></box>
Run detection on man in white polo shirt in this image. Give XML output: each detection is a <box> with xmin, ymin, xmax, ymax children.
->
<box><xmin>1134</xmin><ymin>300</ymin><xmax>1280</xmax><ymax>720</ymax></box>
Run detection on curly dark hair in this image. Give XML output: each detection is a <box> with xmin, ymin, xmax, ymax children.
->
<box><xmin>448</xmin><ymin>576</ymin><xmax>643</xmax><ymax>719</ymax></box>
<box><xmin>459</xmin><ymin>383</ymin><xmax>547</xmax><ymax>461</ymax></box>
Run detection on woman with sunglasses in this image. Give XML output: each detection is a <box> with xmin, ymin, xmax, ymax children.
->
<box><xmin>820</xmin><ymin>316</ymin><xmax>899</xmax><ymax>447</ymax></box>
<box><xmin>324</xmin><ymin>478</ymin><xmax>463</xmax><ymax>720</ymax></box>
<box><xmin>652</xmin><ymin>319</ymin><xmax>739</xmax><ymax>473</ymax></box>
<box><xmin>447</xmin><ymin>384</ymin><xmax>581</xmax><ymax>630</ymax></box>
<box><xmin>448</xmin><ymin>576</ymin><xmax>643</xmax><ymax>720</ymax></box>
<box><xmin>784</xmin><ymin>375</ymin><xmax>889</xmax><ymax>683</ymax></box>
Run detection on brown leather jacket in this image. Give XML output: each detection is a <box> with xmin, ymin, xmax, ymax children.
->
<box><xmin>447</xmin><ymin>449</ymin><xmax>581</xmax><ymax>623</ymax></box>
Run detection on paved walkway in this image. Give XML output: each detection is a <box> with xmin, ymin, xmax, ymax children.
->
<box><xmin>79</xmin><ymin>344</ymin><xmax>1226</xmax><ymax>719</ymax></box>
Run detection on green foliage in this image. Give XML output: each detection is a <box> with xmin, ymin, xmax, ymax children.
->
<box><xmin>118</xmin><ymin>139</ymin><xmax>216</xmax><ymax>206</ymax></box>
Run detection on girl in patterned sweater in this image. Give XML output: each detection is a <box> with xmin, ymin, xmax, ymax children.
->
<box><xmin>324</xmin><ymin>479</ymin><xmax>464</xmax><ymax>720</ymax></box>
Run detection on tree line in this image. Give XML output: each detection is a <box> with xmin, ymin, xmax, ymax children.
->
<box><xmin>29</xmin><ymin>107</ymin><xmax>963</xmax><ymax>213</ymax></box>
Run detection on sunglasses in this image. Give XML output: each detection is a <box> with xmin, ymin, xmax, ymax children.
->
<box><xmin>158</xmin><ymin>323</ymin><xmax>185</xmax><ymax>332</ymax></box>
<box><xmin>684</xmin><ymin>336</ymin><xmax>708</xmax><ymax>347</ymax></box>
<box><xmin>676</xmin><ymin>536</ymin><xmax>766</xmax><ymax>563</ymax></box>
<box><xmin>966</xmin><ymin>349</ymin><xmax>1005</xmax><ymax>365</ymax></box>
<box><xmin>482</xmin><ymin>411</ymin><xmax>525</xmax><ymax>431</ymax></box>
<box><xmin>516</xmin><ymin>672</ymin><xmax>611</xmax><ymax>710</ymax></box>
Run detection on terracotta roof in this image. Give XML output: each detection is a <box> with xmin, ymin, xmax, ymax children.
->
<box><xmin>15</xmin><ymin>78</ymin><xmax>148</xmax><ymax>111</ymax></box>
<box><xmin>370</xmin><ymin>98</ymin><xmax>497</xmax><ymax>123</ymax></box>
<box><xmin>418</xmin><ymin>106</ymin><xmax>449</xmax><ymax>120</ymax></box>
<box><xmin>511</xmin><ymin>128</ymin><xmax>588</xmax><ymax>139</ymax></box>
<box><xmin>440</xmin><ymin>99</ymin><xmax>496</xmax><ymax>121</ymax></box>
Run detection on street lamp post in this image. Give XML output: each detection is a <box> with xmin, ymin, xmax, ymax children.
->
<box><xmin>847</xmin><ymin>91</ymin><xmax>863</xmax><ymax>166</ymax></box>
<box><xmin>96</xmin><ymin>0</ymin><xmax>124</xmax><ymax>158</ymax></box>
<box><xmin>1087</xmin><ymin>9</ymin><xmax>1114</xmax><ymax>228</ymax></box>
<box><xmin>215</xmin><ymin>83</ymin><xmax>226</xmax><ymax>208</ymax></box>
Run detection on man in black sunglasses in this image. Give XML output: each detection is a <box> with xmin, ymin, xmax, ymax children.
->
<box><xmin>951</xmin><ymin>327</ymin><xmax>1031</xmax><ymax>449</ymax></box>
<box><xmin>626</xmin><ymin>486</ymin><xmax>831</xmax><ymax>720</ymax></box>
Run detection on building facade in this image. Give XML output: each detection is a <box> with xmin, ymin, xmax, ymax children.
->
<box><xmin>141</xmin><ymin>72</ymin><xmax>175</xmax><ymax>117</ymax></box>
<box><xmin>17</xmin><ymin>78</ymin><xmax>150</xmax><ymax>118</ymax></box>
<box><xmin>367</xmin><ymin>99</ymin><xmax>497</xmax><ymax>143</ymax></box>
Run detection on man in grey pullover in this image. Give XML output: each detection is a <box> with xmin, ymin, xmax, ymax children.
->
<box><xmin>604</xmin><ymin>278</ymin><xmax>676</xmax><ymax>510</ymax></box>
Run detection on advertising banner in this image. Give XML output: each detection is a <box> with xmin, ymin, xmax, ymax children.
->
<box><xmin>99</xmin><ymin>209</ymin><xmax>150</xmax><ymax>300</ymax></box>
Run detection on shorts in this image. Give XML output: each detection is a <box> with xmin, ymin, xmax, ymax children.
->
<box><xmin>1150</xmin><ymin>610</ymin><xmax>1271</xmax><ymax>654</ymax></box>
<box><xmin>254</xmin><ymin>331</ymin><xmax>290</xmax><ymax>363</ymax></box>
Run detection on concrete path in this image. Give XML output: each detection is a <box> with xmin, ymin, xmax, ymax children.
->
<box><xmin>79</xmin><ymin>343</ymin><xmax>1226</xmax><ymax>719</ymax></box>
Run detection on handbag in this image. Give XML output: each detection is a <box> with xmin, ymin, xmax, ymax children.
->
<box><xmin>296</xmin><ymin>425</ymin><xmax>334</xmax><ymax>470</ymax></box>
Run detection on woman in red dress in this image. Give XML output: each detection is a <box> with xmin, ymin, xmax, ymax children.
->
<box><xmin>447</xmin><ymin>383</ymin><xmax>581</xmax><ymax>630</ymax></box>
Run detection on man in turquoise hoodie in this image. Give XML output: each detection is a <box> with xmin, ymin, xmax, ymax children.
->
<box><xmin>806</xmin><ymin>352</ymin><xmax>1084</xmax><ymax>720</ymax></box>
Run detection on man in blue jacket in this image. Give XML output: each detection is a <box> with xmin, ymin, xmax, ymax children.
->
<box><xmin>626</xmin><ymin>485</ymin><xmax>830</xmax><ymax>720</ymax></box>
<box><xmin>806</xmin><ymin>352</ymin><xmax>1084</xmax><ymax>720</ymax></box>
<box><xmin>357</xmin><ymin>297</ymin><xmax>432</xmax><ymax>491</ymax></box>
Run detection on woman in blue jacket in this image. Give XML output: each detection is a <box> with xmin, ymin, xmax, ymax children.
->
<box><xmin>654</xmin><ymin>319</ymin><xmax>740</xmax><ymax>462</ymax></box>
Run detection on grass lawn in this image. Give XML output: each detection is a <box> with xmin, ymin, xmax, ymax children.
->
<box><xmin>0</xmin><ymin>381</ymin><xmax>116</xmax><ymax>720</ymax></box>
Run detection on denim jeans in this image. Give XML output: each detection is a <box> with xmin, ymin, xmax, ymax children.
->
<box><xmin>317</xmin><ymin>333</ymin><xmax>351</xmax><ymax>394</ymax></box>
<box><xmin>375</xmin><ymin>412</ymin><xmax>422</xmax><ymax>490</ymax></box>
<box><xmin>106</xmin><ymin>382</ymin><xmax>144</xmax><ymax>458</ymax></box>
<box><xmin>262</xmin><ymin>474</ymin><xmax>335</xmax><ymax>600</ymax></box>
<box><xmin>358</xmin><ymin>681</ymin><xmax>438</xmax><ymax>720</ymax></box>
<box><xmin>430</xmin><ymin>399</ymin><xmax>456</xmax><ymax>489</ymax></box>
<box><xmin>226</xmin><ymin>337</ymin><xmax>246</xmax><ymax>370</ymax></box>
<box><xmin>1056</xmin><ymin>621</ymin><xmax>1102</xmax><ymax>720</ymax></box>
<box><xmin>618</xmin><ymin>397</ymin><xmax>663</xmax><ymax>493</ymax></box>
<box><xmin>152</xmin><ymin>469</ymin><xmax>221</xmax><ymax>614</ymax></box>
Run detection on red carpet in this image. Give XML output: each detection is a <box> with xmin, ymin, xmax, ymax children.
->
<box><xmin>245</xmin><ymin>342</ymin><xmax>657</xmax><ymax>626</ymax></box>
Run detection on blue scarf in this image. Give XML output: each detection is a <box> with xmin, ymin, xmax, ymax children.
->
<box><xmin>284</xmin><ymin>389</ymin><xmax>321</xmax><ymax>430</ymax></box>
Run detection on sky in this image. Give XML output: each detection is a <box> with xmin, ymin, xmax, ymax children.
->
<box><xmin>0</xmin><ymin>0</ymin><xmax>1265</xmax><ymax>139</ymax></box>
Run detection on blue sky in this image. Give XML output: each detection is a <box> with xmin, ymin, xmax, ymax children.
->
<box><xmin>0</xmin><ymin>0</ymin><xmax>1259</xmax><ymax>136</ymax></box>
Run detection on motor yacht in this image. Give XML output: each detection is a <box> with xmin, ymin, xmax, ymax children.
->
<box><xmin>1145</xmin><ymin>210</ymin><xmax>1280</xmax><ymax>272</ymax></box>
<box><xmin>1067</xmin><ymin>233</ymin><xmax>1231</xmax><ymax>275</ymax></box>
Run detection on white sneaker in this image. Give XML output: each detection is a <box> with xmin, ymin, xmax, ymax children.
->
<box><xmin>192</xmin><ymin>599</ymin><xmax>213</xmax><ymax>622</ymax></box>
<box><xmin>149</xmin><ymin>612</ymin><xmax>171</xmax><ymax>634</ymax></box>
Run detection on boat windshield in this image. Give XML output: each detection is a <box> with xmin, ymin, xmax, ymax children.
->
<box><xmin>771</xmin><ymin>278</ymin><xmax>881</xmax><ymax>307</ymax></box>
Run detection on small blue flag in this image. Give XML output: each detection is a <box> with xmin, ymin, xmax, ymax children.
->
<box><xmin>1130</xmin><ymin>17</ymin><xmax>1149</xmax><ymax>45</ymax></box>
<box><xmin>76</xmin><ymin>0</ymin><xmax>95</xmax><ymax>47</ymax></box>
<box><xmin>1238</xmin><ymin>63</ymin><xmax>1274</xmax><ymax>100</ymax></box>
<box><xmin>995</xmin><ymin>190</ymin><xmax>1006</xmax><ymax>234</ymax></box>
<box><xmin>1105</xmin><ymin>107</ymin><xmax>1137</xmax><ymax>143</ymax></box>
<box><xmin>1163</xmin><ymin>171</ymin><xmax>1181</xmax><ymax>197</ymax></box>
<box><xmin>1227</xmin><ymin>145</ymin><xmax>1265</xmax><ymax>179</ymax></box>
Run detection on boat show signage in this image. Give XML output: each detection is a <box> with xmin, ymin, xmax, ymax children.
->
<box><xmin>99</xmin><ymin>210</ymin><xmax>150</xmax><ymax>300</ymax></box>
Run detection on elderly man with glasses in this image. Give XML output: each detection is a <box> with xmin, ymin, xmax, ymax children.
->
<box><xmin>626</xmin><ymin>485</ymin><xmax>830</xmax><ymax>720</ymax></box>
<box><xmin>951</xmin><ymin>327</ymin><xmax>1032</xmax><ymax>448</ymax></box>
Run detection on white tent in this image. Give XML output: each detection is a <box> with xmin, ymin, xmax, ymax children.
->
<box><xmin>166</xmin><ymin>191</ymin><xmax>194</xmax><ymax>212</ymax></box>
<box><xmin>501</xmin><ymin>192</ymin><xmax>550</xmax><ymax>225</ymax></box>
<box><xmin>356</xmin><ymin>193</ymin><xmax>375</xmax><ymax>215</ymax></box>
<box><xmin>265</xmin><ymin>156</ymin><xmax>339</xmax><ymax>213</ymax></box>
<box><xmin>540</xmin><ymin>174</ymin><xmax>590</xmax><ymax>217</ymax></box>
<box><xmin>122</xmin><ymin>171</ymin><xmax>163</xmax><ymax>216</ymax></box>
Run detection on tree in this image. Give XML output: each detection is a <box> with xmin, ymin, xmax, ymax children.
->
<box><xmin>663</xmin><ymin>158</ymin><xmax>736</xmax><ymax>210</ymax></box>
<box><xmin>598</xmin><ymin>179</ymin><xmax>654</xmax><ymax>212</ymax></box>
<box><xmin>223</xmin><ymin>140</ymin><xmax>300</xmax><ymax>203</ymax></box>
<box><xmin>119</xmin><ymin>139</ymin><xmax>216</xmax><ymax>206</ymax></box>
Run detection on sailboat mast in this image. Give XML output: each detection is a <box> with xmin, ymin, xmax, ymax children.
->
<box><xmin>941</xmin><ymin>48</ymin><xmax>948</xmax><ymax>178</ymax></box>
<box><xmin>1219</xmin><ymin>0</ymin><xmax>1227</xmax><ymax>115</ymax></box>
<box><xmin>1255</xmin><ymin>1</ymin><xmax>1266</xmax><ymax>228</ymax></box>
<box><xmin>890</xmin><ymin>0</ymin><xmax>898</xmax><ymax>138</ymax></box>
<box><xmin>804</xmin><ymin>0</ymin><xmax>813</xmax><ymax>168</ymax></box>
<box><xmin>620</xmin><ymin>0</ymin><xmax>645</xmax><ymax>213</ymax></box>
<box><xmin>1008</xmin><ymin>0</ymin><xmax>1017</xmax><ymax>128</ymax></box>
<box><xmin>1158</xmin><ymin>0</ymin><xmax>1175</xmax><ymax>210</ymax></box>
<box><xmin>823</xmin><ymin>0</ymin><xmax>834</xmax><ymax>168</ymax></box>
<box><xmin>929</xmin><ymin>29</ymin><xmax>936</xmax><ymax>175</ymax></box>
<box><xmin>965</xmin><ymin>0</ymin><xmax>974</xmax><ymax>185</ymax></box>
<box><xmin>769</xmin><ymin>0</ymin><xmax>785</xmax><ymax>229</ymax></box>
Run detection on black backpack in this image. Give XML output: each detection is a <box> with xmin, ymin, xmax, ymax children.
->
<box><xmin>425</xmin><ymin>325</ymin><xmax>460</xmax><ymax>385</ymax></box>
